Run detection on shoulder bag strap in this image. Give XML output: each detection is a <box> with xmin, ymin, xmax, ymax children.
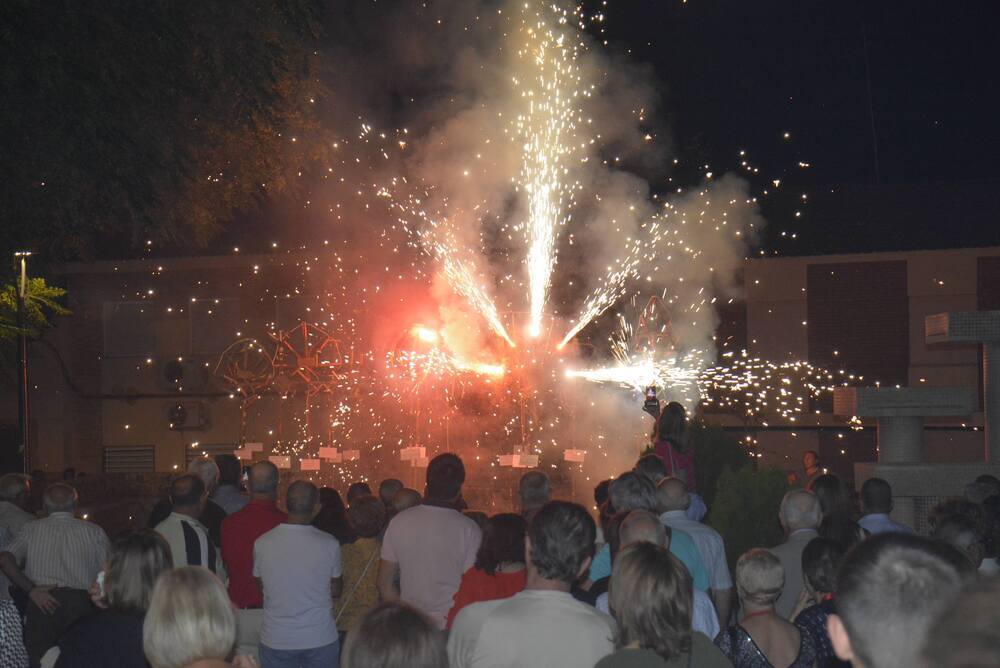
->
<box><xmin>335</xmin><ymin>544</ymin><xmax>379</xmax><ymax>623</ymax></box>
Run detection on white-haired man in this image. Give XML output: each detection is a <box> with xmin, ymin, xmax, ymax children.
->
<box><xmin>0</xmin><ymin>482</ymin><xmax>109</xmax><ymax>667</ymax></box>
<box><xmin>770</xmin><ymin>489</ymin><xmax>822</xmax><ymax>619</ymax></box>
<box><xmin>148</xmin><ymin>456</ymin><xmax>226</xmax><ymax>545</ymax></box>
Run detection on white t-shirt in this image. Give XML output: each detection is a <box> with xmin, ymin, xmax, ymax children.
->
<box><xmin>448</xmin><ymin>589</ymin><xmax>615</xmax><ymax>668</ymax></box>
<box><xmin>381</xmin><ymin>504</ymin><xmax>481</xmax><ymax>628</ymax></box>
<box><xmin>254</xmin><ymin>523</ymin><xmax>342</xmax><ymax>650</ymax></box>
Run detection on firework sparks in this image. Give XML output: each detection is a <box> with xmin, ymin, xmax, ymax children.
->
<box><xmin>516</xmin><ymin>3</ymin><xmax>585</xmax><ymax>338</ymax></box>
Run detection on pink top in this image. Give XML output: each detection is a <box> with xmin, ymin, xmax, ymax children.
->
<box><xmin>654</xmin><ymin>439</ymin><xmax>697</xmax><ymax>492</ymax></box>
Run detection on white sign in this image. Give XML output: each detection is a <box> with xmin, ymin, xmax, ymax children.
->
<box><xmin>299</xmin><ymin>458</ymin><xmax>321</xmax><ymax>471</ymax></box>
<box><xmin>244</xmin><ymin>442</ymin><xmax>264</xmax><ymax>452</ymax></box>
<box><xmin>318</xmin><ymin>447</ymin><xmax>340</xmax><ymax>461</ymax></box>
<box><xmin>563</xmin><ymin>449</ymin><xmax>586</xmax><ymax>463</ymax></box>
<box><xmin>400</xmin><ymin>446</ymin><xmax>426</xmax><ymax>462</ymax></box>
<box><xmin>342</xmin><ymin>449</ymin><xmax>360</xmax><ymax>461</ymax></box>
<box><xmin>234</xmin><ymin>448</ymin><xmax>253</xmax><ymax>460</ymax></box>
<box><xmin>268</xmin><ymin>455</ymin><xmax>291</xmax><ymax>469</ymax></box>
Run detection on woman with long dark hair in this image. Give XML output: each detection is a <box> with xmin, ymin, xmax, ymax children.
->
<box><xmin>313</xmin><ymin>486</ymin><xmax>356</xmax><ymax>545</ymax></box>
<box><xmin>445</xmin><ymin>513</ymin><xmax>527</xmax><ymax>628</ymax></box>
<box><xmin>652</xmin><ymin>402</ymin><xmax>697</xmax><ymax>492</ymax></box>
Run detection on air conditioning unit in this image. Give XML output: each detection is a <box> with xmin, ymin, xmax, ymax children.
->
<box><xmin>166</xmin><ymin>402</ymin><xmax>210</xmax><ymax>431</ymax></box>
<box><xmin>158</xmin><ymin>358</ymin><xmax>210</xmax><ymax>391</ymax></box>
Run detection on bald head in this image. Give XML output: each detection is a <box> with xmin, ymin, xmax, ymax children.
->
<box><xmin>391</xmin><ymin>488</ymin><xmax>421</xmax><ymax>514</ymax></box>
<box><xmin>656</xmin><ymin>477</ymin><xmax>690</xmax><ymax>513</ymax></box>
<box><xmin>780</xmin><ymin>489</ymin><xmax>822</xmax><ymax>532</ymax></box>
<box><xmin>42</xmin><ymin>482</ymin><xmax>77</xmax><ymax>514</ymax></box>
<box><xmin>249</xmin><ymin>461</ymin><xmax>279</xmax><ymax>498</ymax></box>
<box><xmin>286</xmin><ymin>480</ymin><xmax>319</xmax><ymax>518</ymax></box>
<box><xmin>620</xmin><ymin>510</ymin><xmax>668</xmax><ymax>549</ymax></box>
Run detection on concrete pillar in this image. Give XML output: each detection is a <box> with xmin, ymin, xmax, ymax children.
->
<box><xmin>876</xmin><ymin>416</ymin><xmax>924</xmax><ymax>463</ymax></box>
<box><xmin>985</xmin><ymin>342</ymin><xmax>1000</xmax><ymax>463</ymax></box>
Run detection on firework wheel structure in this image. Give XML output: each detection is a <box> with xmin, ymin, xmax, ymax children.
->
<box><xmin>269</xmin><ymin>321</ymin><xmax>348</xmax><ymax>397</ymax></box>
<box><xmin>213</xmin><ymin>338</ymin><xmax>276</xmax><ymax>400</ymax></box>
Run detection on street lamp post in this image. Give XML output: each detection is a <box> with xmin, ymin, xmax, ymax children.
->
<box><xmin>14</xmin><ymin>251</ymin><xmax>31</xmax><ymax>474</ymax></box>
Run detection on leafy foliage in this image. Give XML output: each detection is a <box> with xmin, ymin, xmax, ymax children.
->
<box><xmin>0</xmin><ymin>0</ymin><xmax>330</xmax><ymax>259</ymax></box>
<box><xmin>0</xmin><ymin>278</ymin><xmax>69</xmax><ymax>340</ymax></box>
<box><xmin>707</xmin><ymin>466</ymin><xmax>789</xmax><ymax>570</ymax></box>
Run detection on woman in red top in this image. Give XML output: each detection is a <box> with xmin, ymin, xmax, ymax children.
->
<box><xmin>445</xmin><ymin>513</ymin><xmax>527</xmax><ymax>628</ymax></box>
<box><xmin>653</xmin><ymin>401</ymin><xmax>697</xmax><ymax>492</ymax></box>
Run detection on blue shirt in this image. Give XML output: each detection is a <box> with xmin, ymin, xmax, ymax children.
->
<box><xmin>589</xmin><ymin>526</ymin><xmax>710</xmax><ymax>591</ymax></box>
<box><xmin>858</xmin><ymin>513</ymin><xmax>913</xmax><ymax>535</ymax></box>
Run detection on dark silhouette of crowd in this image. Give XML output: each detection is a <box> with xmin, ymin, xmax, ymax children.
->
<box><xmin>0</xmin><ymin>411</ymin><xmax>998</xmax><ymax>668</ymax></box>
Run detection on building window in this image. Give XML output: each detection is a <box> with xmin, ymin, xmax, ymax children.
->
<box><xmin>190</xmin><ymin>298</ymin><xmax>241</xmax><ymax>354</ymax></box>
<box><xmin>103</xmin><ymin>446</ymin><xmax>155</xmax><ymax>473</ymax></box>
<box><xmin>103</xmin><ymin>302</ymin><xmax>156</xmax><ymax>358</ymax></box>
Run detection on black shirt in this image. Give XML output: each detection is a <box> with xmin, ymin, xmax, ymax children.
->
<box><xmin>55</xmin><ymin>610</ymin><xmax>147</xmax><ymax>668</ymax></box>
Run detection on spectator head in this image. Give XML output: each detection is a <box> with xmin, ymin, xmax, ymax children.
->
<box><xmin>634</xmin><ymin>454</ymin><xmax>668</xmax><ymax>485</ymax></box>
<box><xmin>779</xmin><ymin>489</ymin><xmax>822</xmax><ymax>533</ymax></box>
<box><xmin>818</xmin><ymin>514</ymin><xmax>864</xmax><ymax>553</ymax></box>
<box><xmin>974</xmin><ymin>474</ymin><xmax>1000</xmax><ymax>497</ymax></box>
<box><xmin>518</xmin><ymin>471</ymin><xmax>551</xmax><ymax>515</ymax></box>
<box><xmin>106</xmin><ymin>530</ymin><xmax>173</xmax><ymax>613</ymax></box>
<box><xmin>610</xmin><ymin>542</ymin><xmax>693</xmax><ymax>662</ymax></box>
<box><xmin>347</xmin><ymin>481</ymin><xmax>373</xmax><ymax>505</ymax></box>
<box><xmin>605</xmin><ymin>511</ymin><xmax>629</xmax><ymax>564</ymax></box>
<box><xmin>143</xmin><ymin>567</ymin><xmax>236</xmax><ymax>668</ymax></box>
<box><xmin>475</xmin><ymin>513</ymin><xmax>527</xmax><ymax>575</ymax></box>
<box><xmin>248</xmin><ymin>461</ymin><xmax>279</xmax><ymax>498</ymax></box>
<box><xmin>527</xmin><ymin>501</ymin><xmax>596</xmax><ymax>586</ymax></box>
<box><xmin>168</xmin><ymin>474</ymin><xmax>206</xmax><ymax>516</ymax></box>
<box><xmin>594</xmin><ymin>479</ymin><xmax>612</xmax><ymax>507</ymax></box>
<box><xmin>341</xmin><ymin>602</ymin><xmax>448</xmax><ymax>668</ymax></box>
<box><xmin>42</xmin><ymin>481</ymin><xmax>78</xmax><ymax>514</ymax></box>
<box><xmin>187</xmin><ymin>456</ymin><xmax>220</xmax><ymax>493</ymax></box>
<box><xmin>349</xmin><ymin>495</ymin><xmax>387</xmax><ymax>539</ymax></box>
<box><xmin>391</xmin><ymin>488</ymin><xmax>422</xmax><ymax>514</ymax></box>
<box><xmin>286</xmin><ymin>480</ymin><xmax>320</xmax><ymax>520</ymax></box>
<box><xmin>801</xmin><ymin>537</ymin><xmax>845</xmax><ymax>597</ymax></box>
<box><xmin>809</xmin><ymin>473</ymin><xmax>845</xmax><ymax>516</ymax></box>
<box><xmin>610</xmin><ymin>471</ymin><xmax>658</xmax><ymax>513</ymax></box>
<box><xmin>920</xmin><ymin>578</ymin><xmax>1000</xmax><ymax>668</ymax></box>
<box><xmin>654</xmin><ymin>402</ymin><xmax>688</xmax><ymax>447</ymax></box>
<box><xmin>213</xmin><ymin>454</ymin><xmax>242</xmax><ymax>488</ymax></box>
<box><xmin>829</xmin><ymin>533</ymin><xmax>964</xmax><ymax>668</ymax></box>
<box><xmin>425</xmin><ymin>453</ymin><xmax>465</xmax><ymax>503</ymax></box>
<box><xmin>463</xmin><ymin>510</ymin><xmax>487</xmax><ymax>529</ymax></box>
<box><xmin>735</xmin><ymin>548</ymin><xmax>784</xmax><ymax>609</ymax></box>
<box><xmin>379</xmin><ymin>478</ymin><xmax>404</xmax><ymax>506</ymax></box>
<box><xmin>860</xmin><ymin>477</ymin><xmax>893</xmax><ymax>515</ymax></box>
<box><xmin>803</xmin><ymin>450</ymin><xmax>820</xmax><ymax>470</ymax></box>
<box><xmin>0</xmin><ymin>473</ymin><xmax>31</xmax><ymax>508</ymax></box>
<box><xmin>319</xmin><ymin>486</ymin><xmax>347</xmax><ymax>513</ymax></box>
<box><xmin>655</xmin><ymin>477</ymin><xmax>690</xmax><ymax>513</ymax></box>
<box><xmin>933</xmin><ymin>514</ymin><xmax>985</xmax><ymax>570</ymax></box>
<box><xmin>619</xmin><ymin>510</ymin><xmax>668</xmax><ymax>550</ymax></box>
<box><xmin>62</xmin><ymin>467</ymin><xmax>76</xmax><ymax>481</ymax></box>
<box><xmin>928</xmin><ymin>498</ymin><xmax>983</xmax><ymax>533</ymax></box>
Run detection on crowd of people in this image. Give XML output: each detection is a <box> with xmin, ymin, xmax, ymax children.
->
<box><xmin>0</xmin><ymin>403</ymin><xmax>997</xmax><ymax>667</ymax></box>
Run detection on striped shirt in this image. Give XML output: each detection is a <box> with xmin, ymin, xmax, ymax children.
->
<box><xmin>4</xmin><ymin>511</ymin><xmax>110</xmax><ymax>590</ymax></box>
<box><xmin>155</xmin><ymin>512</ymin><xmax>223</xmax><ymax>577</ymax></box>
<box><xmin>0</xmin><ymin>501</ymin><xmax>35</xmax><ymax>600</ymax></box>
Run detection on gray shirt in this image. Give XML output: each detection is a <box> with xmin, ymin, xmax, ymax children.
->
<box><xmin>769</xmin><ymin>528</ymin><xmax>819</xmax><ymax>619</ymax></box>
<box><xmin>213</xmin><ymin>485</ymin><xmax>249</xmax><ymax>515</ymax></box>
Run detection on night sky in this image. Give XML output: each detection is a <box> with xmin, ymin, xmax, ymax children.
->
<box><xmin>593</xmin><ymin>0</ymin><xmax>1000</xmax><ymax>255</ymax></box>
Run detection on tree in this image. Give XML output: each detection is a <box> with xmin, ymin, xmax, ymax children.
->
<box><xmin>0</xmin><ymin>278</ymin><xmax>69</xmax><ymax>340</ymax></box>
<box><xmin>0</xmin><ymin>0</ymin><xmax>330</xmax><ymax>259</ymax></box>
